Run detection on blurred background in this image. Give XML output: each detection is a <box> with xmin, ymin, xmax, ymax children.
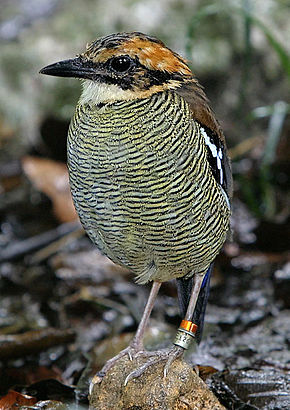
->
<box><xmin>0</xmin><ymin>0</ymin><xmax>289</xmax><ymax>409</ymax></box>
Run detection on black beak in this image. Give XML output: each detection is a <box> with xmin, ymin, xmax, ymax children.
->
<box><xmin>39</xmin><ymin>56</ymin><xmax>97</xmax><ymax>80</ymax></box>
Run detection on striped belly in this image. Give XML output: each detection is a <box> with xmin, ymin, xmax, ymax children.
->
<box><xmin>68</xmin><ymin>91</ymin><xmax>230</xmax><ymax>284</ymax></box>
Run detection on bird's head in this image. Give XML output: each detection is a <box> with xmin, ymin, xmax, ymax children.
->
<box><xmin>40</xmin><ymin>32</ymin><xmax>193</xmax><ymax>105</ymax></box>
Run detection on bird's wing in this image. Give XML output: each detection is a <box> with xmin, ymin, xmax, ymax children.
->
<box><xmin>176</xmin><ymin>80</ymin><xmax>233</xmax><ymax>200</ymax></box>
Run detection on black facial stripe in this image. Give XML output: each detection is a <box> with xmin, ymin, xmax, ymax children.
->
<box><xmin>93</xmin><ymin>71</ymin><xmax>138</xmax><ymax>90</ymax></box>
<box><xmin>96</xmin><ymin>70</ymin><xmax>183</xmax><ymax>91</ymax></box>
<box><xmin>144</xmin><ymin>68</ymin><xmax>184</xmax><ymax>87</ymax></box>
<box><xmin>90</xmin><ymin>55</ymin><xmax>185</xmax><ymax>91</ymax></box>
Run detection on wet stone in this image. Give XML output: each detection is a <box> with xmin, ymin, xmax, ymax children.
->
<box><xmin>210</xmin><ymin>367</ymin><xmax>290</xmax><ymax>409</ymax></box>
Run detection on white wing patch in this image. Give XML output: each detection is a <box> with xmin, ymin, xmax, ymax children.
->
<box><xmin>200</xmin><ymin>127</ymin><xmax>223</xmax><ymax>185</ymax></box>
<box><xmin>217</xmin><ymin>148</ymin><xmax>223</xmax><ymax>185</ymax></box>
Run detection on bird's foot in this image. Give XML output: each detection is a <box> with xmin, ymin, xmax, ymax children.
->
<box><xmin>124</xmin><ymin>345</ymin><xmax>184</xmax><ymax>386</ymax></box>
<box><xmin>96</xmin><ymin>339</ymin><xmax>184</xmax><ymax>386</ymax></box>
<box><xmin>97</xmin><ymin>338</ymin><xmax>144</xmax><ymax>378</ymax></box>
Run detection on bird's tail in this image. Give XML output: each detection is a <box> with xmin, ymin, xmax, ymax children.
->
<box><xmin>176</xmin><ymin>263</ymin><xmax>213</xmax><ymax>343</ymax></box>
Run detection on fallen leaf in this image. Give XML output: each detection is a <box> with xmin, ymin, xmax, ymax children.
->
<box><xmin>0</xmin><ymin>390</ymin><xmax>37</xmax><ymax>409</ymax></box>
<box><xmin>22</xmin><ymin>156</ymin><xmax>78</xmax><ymax>223</ymax></box>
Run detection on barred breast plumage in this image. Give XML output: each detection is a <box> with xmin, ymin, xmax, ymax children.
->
<box><xmin>68</xmin><ymin>90</ymin><xmax>230</xmax><ymax>284</ymax></box>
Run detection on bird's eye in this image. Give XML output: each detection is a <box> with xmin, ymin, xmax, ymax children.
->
<box><xmin>110</xmin><ymin>56</ymin><xmax>133</xmax><ymax>73</ymax></box>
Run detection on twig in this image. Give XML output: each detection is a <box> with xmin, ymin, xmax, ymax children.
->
<box><xmin>0</xmin><ymin>221</ymin><xmax>81</xmax><ymax>263</ymax></box>
<box><xmin>0</xmin><ymin>328</ymin><xmax>75</xmax><ymax>360</ymax></box>
<box><xmin>28</xmin><ymin>227</ymin><xmax>84</xmax><ymax>264</ymax></box>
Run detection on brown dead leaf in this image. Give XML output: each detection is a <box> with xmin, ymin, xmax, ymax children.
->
<box><xmin>197</xmin><ymin>365</ymin><xmax>219</xmax><ymax>381</ymax></box>
<box><xmin>22</xmin><ymin>156</ymin><xmax>78</xmax><ymax>223</ymax></box>
<box><xmin>0</xmin><ymin>365</ymin><xmax>64</xmax><ymax>388</ymax></box>
<box><xmin>0</xmin><ymin>390</ymin><xmax>37</xmax><ymax>409</ymax></box>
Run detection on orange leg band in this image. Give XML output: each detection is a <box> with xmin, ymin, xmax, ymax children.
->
<box><xmin>173</xmin><ymin>320</ymin><xmax>198</xmax><ymax>349</ymax></box>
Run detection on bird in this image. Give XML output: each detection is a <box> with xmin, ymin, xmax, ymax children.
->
<box><xmin>40</xmin><ymin>31</ymin><xmax>232</xmax><ymax>383</ymax></box>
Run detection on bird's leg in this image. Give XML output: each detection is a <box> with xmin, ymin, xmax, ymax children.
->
<box><xmin>163</xmin><ymin>274</ymin><xmax>204</xmax><ymax>372</ymax></box>
<box><xmin>124</xmin><ymin>274</ymin><xmax>204</xmax><ymax>384</ymax></box>
<box><xmin>130</xmin><ymin>280</ymin><xmax>162</xmax><ymax>352</ymax></box>
<box><xmin>98</xmin><ymin>281</ymin><xmax>161</xmax><ymax>376</ymax></box>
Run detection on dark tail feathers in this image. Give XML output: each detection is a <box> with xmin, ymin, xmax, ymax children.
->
<box><xmin>176</xmin><ymin>264</ymin><xmax>213</xmax><ymax>343</ymax></box>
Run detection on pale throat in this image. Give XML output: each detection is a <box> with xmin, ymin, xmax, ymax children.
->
<box><xmin>79</xmin><ymin>79</ymin><xmax>181</xmax><ymax>106</ymax></box>
<box><xmin>79</xmin><ymin>80</ymin><xmax>138</xmax><ymax>105</ymax></box>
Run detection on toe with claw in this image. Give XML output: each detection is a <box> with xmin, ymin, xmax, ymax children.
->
<box><xmin>97</xmin><ymin>338</ymin><xmax>144</xmax><ymax>377</ymax></box>
<box><xmin>124</xmin><ymin>345</ymin><xmax>184</xmax><ymax>385</ymax></box>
